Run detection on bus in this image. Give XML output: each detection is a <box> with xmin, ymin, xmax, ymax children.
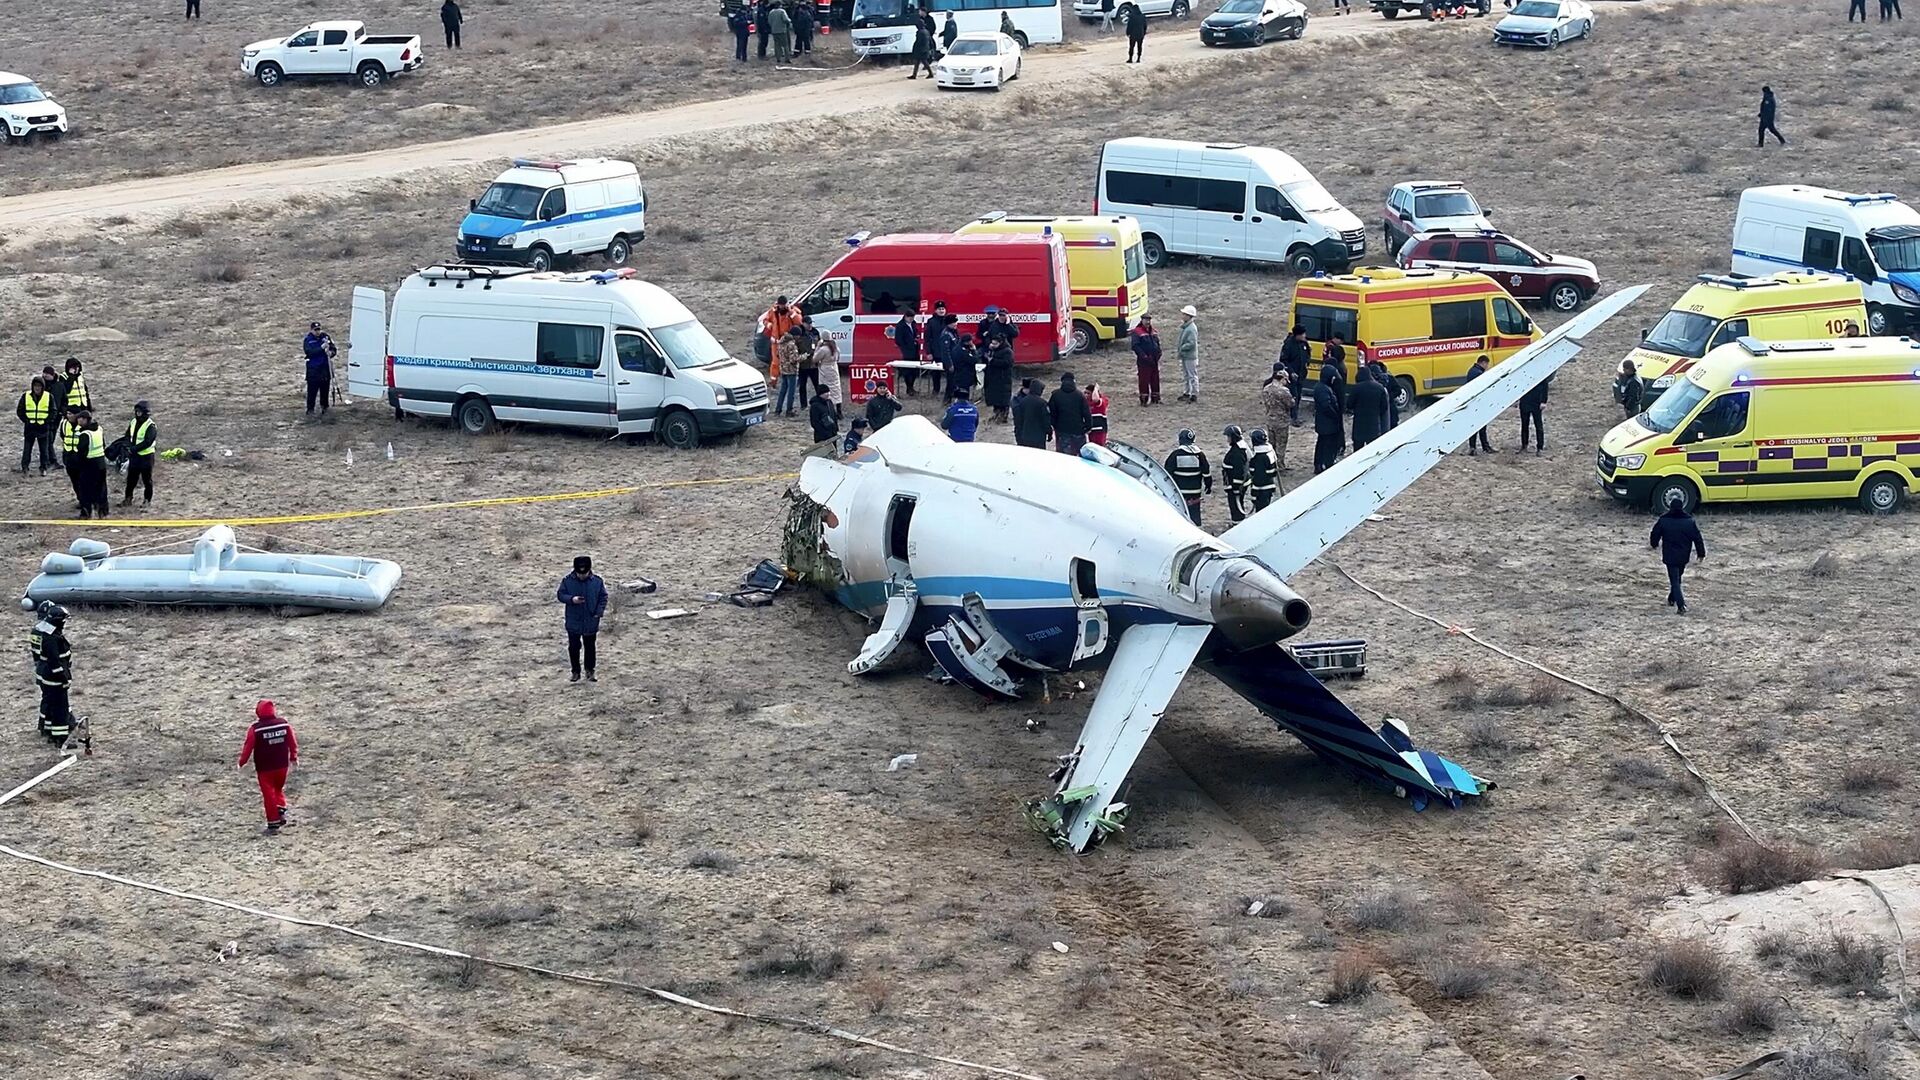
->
<box><xmin>850</xmin><ymin>0</ymin><xmax>1062</xmax><ymax>55</ymax></box>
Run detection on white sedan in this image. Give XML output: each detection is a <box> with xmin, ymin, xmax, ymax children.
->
<box><xmin>933</xmin><ymin>32</ymin><xmax>1022</xmax><ymax>91</ymax></box>
<box><xmin>1491</xmin><ymin>0</ymin><xmax>1594</xmax><ymax>48</ymax></box>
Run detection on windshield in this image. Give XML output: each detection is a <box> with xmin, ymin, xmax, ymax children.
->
<box><xmin>1642</xmin><ymin>380</ymin><xmax>1707</xmax><ymax>434</ymax></box>
<box><xmin>652</xmin><ymin>319</ymin><xmax>730</xmax><ymax>369</ymax></box>
<box><xmin>1641</xmin><ymin>310</ymin><xmax>1718</xmax><ymax>359</ymax></box>
<box><xmin>474</xmin><ymin>183</ymin><xmax>546</xmax><ymax>220</ymax></box>
<box><xmin>1415</xmin><ymin>192</ymin><xmax>1478</xmax><ymax>219</ymax></box>
<box><xmin>1217</xmin><ymin>0</ymin><xmax>1263</xmax><ymax>11</ymax></box>
<box><xmin>1282</xmin><ymin>179</ymin><xmax>1340</xmax><ymax>216</ymax></box>
<box><xmin>1511</xmin><ymin>1</ymin><xmax>1560</xmax><ymax>15</ymax></box>
<box><xmin>1123</xmin><ymin>242</ymin><xmax>1146</xmax><ymax>282</ymax></box>
<box><xmin>948</xmin><ymin>39</ymin><xmax>996</xmax><ymax>55</ymax></box>
<box><xmin>853</xmin><ymin>0</ymin><xmax>911</xmax><ymax>20</ymax></box>
<box><xmin>0</xmin><ymin>83</ymin><xmax>49</xmax><ymax>105</ymax></box>
<box><xmin>1869</xmin><ymin>234</ymin><xmax>1920</xmax><ymax>273</ymax></box>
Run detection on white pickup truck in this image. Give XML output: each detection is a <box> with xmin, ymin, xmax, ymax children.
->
<box><xmin>242</xmin><ymin>21</ymin><xmax>424</xmax><ymax>88</ymax></box>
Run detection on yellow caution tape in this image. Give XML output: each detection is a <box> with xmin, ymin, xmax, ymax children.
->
<box><xmin>0</xmin><ymin>472</ymin><xmax>799</xmax><ymax>529</ymax></box>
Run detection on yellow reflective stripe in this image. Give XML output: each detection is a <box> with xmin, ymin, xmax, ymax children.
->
<box><xmin>24</xmin><ymin>394</ymin><xmax>51</xmax><ymax>423</ymax></box>
<box><xmin>128</xmin><ymin>419</ymin><xmax>155</xmax><ymax>454</ymax></box>
<box><xmin>64</xmin><ymin>376</ymin><xmax>87</xmax><ymax>405</ymax></box>
<box><xmin>84</xmin><ymin>434</ymin><xmax>105</xmax><ymax>459</ymax></box>
<box><xmin>0</xmin><ymin>471</ymin><xmax>801</xmax><ymax>528</ymax></box>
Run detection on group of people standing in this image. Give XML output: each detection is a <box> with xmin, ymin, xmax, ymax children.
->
<box><xmin>15</xmin><ymin>359</ymin><xmax>157</xmax><ymax>516</ymax></box>
<box><xmin>731</xmin><ymin>0</ymin><xmax>823</xmax><ymax>64</ymax></box>
<box><xmin>1127</xmin><ymin>306</ymin><xmax>1202</xmax><ymax>406</ymax></box>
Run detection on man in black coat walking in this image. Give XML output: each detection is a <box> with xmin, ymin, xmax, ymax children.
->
<box><xmin>1518</xmin><ymin>373</ymin><xmax>1550</xmax><ymax>452</ymax></box>
<box><xmin>793</xmin><ymin>0</ymin><xmax>815</xmax><ymax>54</ymax></box>
<box><xmin>1048</xmin><ymin>372</ymin><xmax>1092</xmax><ymax>455</ymax></box>
<box><xmin>442</xmin><ymin>0</ymin><xmax>464</xmax><ymax>49</ymax></box>
<box><xmin>756</xmin><ymin>0</ymin><xmax>772</xmax><ymax>59</ymax></box>
<box><xmin>1279</xmin><ymin>326</ymin><xmax>1311</xmax><ymax>425</ymax></box>
<box><xmin>1014</xmin><ymin>379</ymin><xmax>1053</xmax><ymax>449</ymax></box>
<box><xmin>982</xmin><ymin>339</ymin><xmax>1015</xmax><ymax>422</ymax></box>
<box><xmin>1349</xmin><ymin>368</ymin><xmax>1388</xmax><ymax>451</ymax></box>
<box><xmin>1757</xmin><ymin>86</ymin><xmax>1785</xmax><ymax>147</ymax></box>
<box><xmin>1124</xmin><ymin>4</ymin><xmax>1147</xmax><ymax>62</ymax></box>
<box><xmin>1312</xmin><ymin>369</ymin><xmax>1344</xmax><ymax>475</ymax></box>
<box><xmin>1463</xmin><ymin>355</ymin><xmax>1495</xmax><ymax>454</ymax></box>
<box><xmin>1649</xmin><ymin>494</ymin><xmax>1707</xmax><ymax>614</ymax></box>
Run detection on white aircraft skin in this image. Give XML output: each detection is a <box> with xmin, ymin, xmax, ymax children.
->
<box><xmin>793</xmin><ymin>286</ymin><xmax>1649</xmax><ymax>852</ymax></box>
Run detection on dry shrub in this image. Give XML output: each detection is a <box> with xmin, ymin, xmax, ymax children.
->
<box><xmin>1284</xmin><ymin>1024</ymin><xmax>1357</xmax><ymax>1078</ymax></box>
<box><xmin>1839</xmin><ymin>761</ymin><xmax>1901</xmax><ymax>794</ymax></box>
<box><xmin>1069</xmin><ymin>963</ymin><xmax>1114</xmax><ymax>1008</ymax></box>
<box><xmin>1460</xmin><ymin>716</ymin><xmax>1509</xmax><ymax>752</ymax></box>
<box><xmin>1789</xmin><ymin>932</ymin><xmax>1887</xmax><ymax>995</ymax></box>
<box><xmin>1322</xmin><ymin>951</ymin><xmax>1373</xmax><ymax>1004</ymax></box>
<box><xmin>1711</xmin><ymin>835</ymin><xmax>1826</xmax><ymax>894</ymax></box>
<box><xmin>743</xmin><ymin>941</ymin><xmax>845</xmax><ymax>980</ymax></box>
<box><xmin>1424</xmin><ymin>959</ymin><xmax>1493</xmax><ymax>1000</ymax></box>
<box><xmin>827</xmin><ymin>869</ymin><xmax>854</xmax><ymax>894</ymax></box>
<box><xmin>686</xmin><ymin>849</ymin><xmax>737</xmax><ymax>871</ymax></box>
<box><xmin>1432</xmin><ymin>663</ymin><xmax>1473</xmax><ymax>686</ymax></box>
<box><xmin>1350</xmin><ymin>887</ymin><xmax>1423</xmax><ymax>932</ymax></box>
<box><xmin>1845</xmin><ymin>828</ymin><xmax>1920</xmax><ymax>871</ymax></box>
<box><xmin>1607</xmin><ymin>756</ymin><xmax>1671</xmax><ymax>790</ymax></box>
<box><xmin>1808</xmin><ymin>550</ymin><xmax>1840</xmax><ymax>578</ymax></box>
<box><xmin>1779</xmin><ymin>1028</ymin><xmax>1891</xmax><ymax>1080</ymax></box>
<box><xmin>194</xmin><ymin>259</ymin><xmax>249</xmax><ymax>284</ymax></box>
<box><xmin>1868</xmin><ymin>95</ymin><xmax>1910</xmax><ymax>113</ymax></box>
<box><xmin>629</xmin><ymin>810</ymin><xmax>653</xmax><ymax>845</ymax></box>
<box><xmin>850</xmin><ymin>973</ymin><xmax>892</xmax><ymax>1015</ymax></box>
<box><xmin>1644</xmin><ymin>937</ymin><xmax>1727</xmax><ymax>999</ymax></box>
<box><xmin>168</xmin><ymin>218</ymin><xmax>210</xmax><ymax>238</ymax></box>
<box><xmin>1715</xmin><ymin>992</ymin><xmax>1782</xmax><ymax>1036</ymax></box>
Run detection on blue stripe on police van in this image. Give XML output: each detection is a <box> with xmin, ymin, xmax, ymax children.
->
<box><xmin>393</xmin><ymin>355</ymin><xmax>597</xmax><ymax>378</ymax></box>
<box><xmin>467</xmin><ymin>200</ymin><xmax>646</xmax><ymax>238</ymax></box>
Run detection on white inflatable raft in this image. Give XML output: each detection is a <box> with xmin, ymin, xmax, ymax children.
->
<box><xmin>19</xmin><ymin>525</ymin><xmax>401</xmax><ymax>611</ymax></box>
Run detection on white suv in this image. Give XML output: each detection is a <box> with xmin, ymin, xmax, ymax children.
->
<box><xmin>1073</xmin><ymin>0</ymin><xmax>1194</xmax><ymax>22</ymax></box>
<box><xmin>1382</xmin><ymin>180</ymin><xmax>1493</xmax><ymax>251</ymax></box>
<box><xmin>0</xmin><ymin>72</ymin><xmax>69</xmax><ymax>144</ymax></box>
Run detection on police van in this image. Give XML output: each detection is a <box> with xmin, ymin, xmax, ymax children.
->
<box><xmin>346</xmin><ymin>265</ymin><xmax>768</xmax><ymax>448</ymax></box>
<box><xmin>1730</xmin><ymin>185</ymin><xmax>1920</xmax><ymax>336</ymax></box>
<box><xmin>457</xmin><ymin>159</ymin><xmax>646</xmax><ymax>273</ymax></box>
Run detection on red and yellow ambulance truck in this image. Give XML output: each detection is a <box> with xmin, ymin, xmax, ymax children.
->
<box><xmin>795</xmin><ymin>231</ymin><xmax>1072</xmax><ymax>402</ymax></box>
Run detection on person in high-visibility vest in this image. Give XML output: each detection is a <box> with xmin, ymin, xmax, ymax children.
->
<box><xmin>122</xmin><ymin>400</ymin><xmax>158</xmax><ymax>507</ymax></box>
<box><xmin>62</xmin><ymin>358</ymin><xmax>89</xmax><ymax>412</ymax></box>
<box><xmin>74</xmin><ymin>410</ymin><xmax>110</xmax><ymax>519</ymax></box>
<box><xmin>59</xmin><ymin>405</ymin><xmax>84</xmax><ymax>510</ymax></box>
<box><xmin>16</xmin><ymin>375</ymin><xmax>56</xmax><ymax>475</ymax></box>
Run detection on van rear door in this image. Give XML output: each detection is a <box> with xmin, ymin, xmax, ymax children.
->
<box><xmin>346</xmin><ymin>286</ymin><xmax>388</xmax><ymax>403</ymax></box>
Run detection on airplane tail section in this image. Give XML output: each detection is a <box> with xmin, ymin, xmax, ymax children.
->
<box><xmin>1200</xmin><ymin>643</ymin><xmax>1488</xmax><ymax>809</ymax></box>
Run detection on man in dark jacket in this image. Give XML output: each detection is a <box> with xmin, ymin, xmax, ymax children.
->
<box><xmin>1131</xmin><ymin>315</ymin><xmax>1163</xmax><ymax>405</ymax></box>
<box><xmin>122</xmin><ymin>400</ymin><xmax>157</xmax><ymax>507</ymax></box>
<box><xmin>941</xmin><ymin>11</ymin><xmax>960</xmax><ymax>49</ymax></box>
<box><xmin>756</xmin><ymin>0</ymin><xmax>772</xmax><ymax>59</ymax></box>
<box><xmin>1757</xmin><ymin>86</ymin><xmax>1784</xmax><ymax>147</ymax></box>
<box><xmin>1312</xmin><ymin>369</ymin><xmax>1345</xmax><ymax>475</ymax></box>
<box><xmin>1013</xmin><ymin>379</ymin><xmax>1053</xmax><ymax>449</ymax></box>
<box><xmin>922</xmin><ymin>301</ymin><xmax>955</xmax><ymax>399</ymax></box>
<box><xmin>865</xmin><ymin>386</ymin><xmax>902</xmax><ymax>431</ymax></box>
<box><xmin>941</xmin><ymin>389</ymin><xmax>980</xmax><ymax>443</ymax></box>
<box><xmin>908</xmin><ymin>16</ymin><xmax>934</xmax><ymax>78</ymax></box>
<box><xmin>841</xmin><ymin>416</ymin><xmax>870</xmax><ymax>455</ymax></box>
<box><xmin>18</xmin><ymin>375</ymin><xmax>55</xmax><ymax>475</ymax></box>
<box><xmin>556</xmin><ymin>555</ymin><xmax>609</xmax><ymax>682</ymax></box>
<box><xmin>303</xmin><ymin>321</ymin><xmax>336</xmax><ymax>417</ymax></box>
<box><xmin>978</xmin><ymin>306</ymin><xmax>1019</xmax><ymax>350</ymax></box>
<box><xmin>1649</xmin><ymin>495</ymin><xmax>1707</xmax><ymax>615</ymax></box>
<box><xmin>793</xmin><ymin>0</ymin><xmax>815</xmax><ymax>55</ymax></box>
<box><xmin>948</xmin><ymin>333</ymin><xmax>979</xmax><ymax>396</ymax></box>
<box><xmin>1462</xmin><ymin>355</ymin><xmax>1495</xmax><ymax>455</ymax></box>
<box><xmin>1279</xmin><ymin>326</ymin><xmax>1311</xmax><ymax>425</ymax></box>
<box><xmin>1349</xmin><ymin>368</ymin><xmax>1388</xmax><ymax>451</ymax></box>
<box><xmin>1124</xmin><ymin>3</ymin><xmax>1147</xmax><ymax>62</ymax></box>
<box><xmin>34</xmin><ymin>604</ymin><xmax>73</xmax><ymax>746</ymax></box>
<box><xmin>74</xmin><ymin>411</ymin><xmax>110</xmax><ymax>519</ymax></box>
<box><xmin>809</xmin><ymin>384</ymin><xmax>840</xmax><ymax>444</ymax></box>
<box><xmin>893</xmin><ymin>313</ymin><xmax>921</xmax><ymax>394</ymax></box>
<box><xmin>982</xmin><ymin>339</ymin><xmax>1015</xmax><ymax>422</ymax></box>
<box><xmin>1049</xmin><ymin>372</ymin><xmax>1092</xmax><ymax>455</ymax></box>
<box><xmin>1321</xmin><ymin>336</ymin><xmax>1348</xmax><ymax>399</ymax></box>
<box><xmin>1165</xmin><ymin>429</ymin><xmax>1211</xmax><ymax>525</ymax></box>
<box><xmin>1221</xmin><ymin>425</ymin><xmax>1251</xmax><ymax>523</ymax></box>
<box><xmin>441</xmin><ymin>0</ymin><xmax>464</xmax><ymax>48</ymax></box>
<box><xmin>1616</xmin><ymin>360</ymin><xmax>1645</xmax><ymax>418</ymax></box>
<box><xmin>1518</xmin><ymin>373</ymin><xmax>1550</xmax><ymax>452</ymax></box>
<box><xmin>729</xmin><ymin>3</ymin><xmax>752</xmax><ymax>60</ymax></box>
<box><xmin>1366</xmin><ymin>356</ymin><xmax>1399</xmax><ymax>429</ymax></box>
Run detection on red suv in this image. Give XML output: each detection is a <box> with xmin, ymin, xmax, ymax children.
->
<box><xmin>1395</xmin><ymin>229</ymin><xmax>1599</xmax><ymax>312</ymax></box>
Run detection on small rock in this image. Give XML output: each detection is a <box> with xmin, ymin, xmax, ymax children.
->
<box><xmin>44</xmin><ymin>327</ymin><xmax>130</xmax><ymax>344</ymax></box>
<box><xmin>886</xmin><ymin>753</ymin><xmax>918</xmax><ymax>772</ymax></box>
<box><xmin>401</xmin><ymin>102</ymin><xmax>476</xmax><ymax>115</ymax></box>
<box><xmin>1050</xmin><ymin>941</ymin><xmax>1069</xmax><ymax>954</ymax></box>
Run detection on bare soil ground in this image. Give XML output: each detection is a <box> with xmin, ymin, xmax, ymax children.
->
<box><xmin>3</xmin><ymin>4</ymin><xmax>1918</xmax><ymax>1080</ymax></box>
<box><xmin>0</xmin><ymin>0</ymin><xmax>850</xmax><ymax>194</ymax></box>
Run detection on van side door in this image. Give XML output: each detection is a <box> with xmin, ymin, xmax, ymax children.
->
<box><xmin>1428</xmin><ymin>298</ymin><xmax>1488</xmax><ymax>390</ymax></box>
<box><xmin>1674</xmin><ymin>390</ymin><xmax>1754</xmax><ymax>500</ymax></box>
<box><xmin>614</xmin><ymin>329</ymin><xmax>670</xmax><ymax>434</ymax></box>
<box><xmin>565</xmin><ymin>182</ymin><xmax>607</xmax><ymax>254</ymax></box>
<box><xmin>282</xmin><ymin>28</ymin><xmax>325</xmax><ymax>73</ymax></box>
<box><xmin>800</xmin><ymin>276</ymin><xmax>855</xmax><ymax>364</ymax></box>
<box><xmin>1194</xmin><ymin>163</ymin><xmax>1250</xmax><ymax>259</ymax></box>
<box><xmin>1252</xmin><ymin>185</ymin><xmax>1303</xmax><ymax>265</ymax></box>
<box><xmin>535</xmin><ymin>187</ymin><xmax>569</xmax><ymax>253</ymax></box>
<box><xmin>1801</xmin><ymin>225</ymin><xmax>1842</xmax><ymax>272</ymax></box>
<box><xmin>530</xmin><ymin>321</ymin><xmax>613</xmax><ymax>429</ymax></box>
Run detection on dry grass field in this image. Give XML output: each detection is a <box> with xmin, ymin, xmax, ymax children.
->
<box><xmin>2</xmin><ymin>4</ymin><xmax>1918</xmax><ymax>1079</ymax></box>
<box><xmin>0</xmin><ymin>0</ymin><xmax>849</xmax><ymax>194</ymax></box>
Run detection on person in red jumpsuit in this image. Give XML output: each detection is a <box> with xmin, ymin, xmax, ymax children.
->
<box><xmin>238</xmin><ymin>700</ymin><xmax>298</xmax><ymax>833</ymax></box>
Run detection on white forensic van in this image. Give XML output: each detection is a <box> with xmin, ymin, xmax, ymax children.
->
<box><xmin>346</xmin><ymin>266</ymin><xmax>768</xmax><ymax>448</ymax></box>
<box><xmin>457</xmin><ymin>158</ymin><xmax>647</xmax><ymax>272</ymax></box>
<box><xmin>1094</xmin><ymin>138</ymin><xmax>1367</xmax><ymax>274</ymax></box>
<box><xmin>1731</xmin><ymin>185</ymin><xmax>1920</xmax><ymax>336</ymax></box>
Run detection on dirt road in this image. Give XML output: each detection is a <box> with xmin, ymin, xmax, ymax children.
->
<box><xmin>0</xmin><ymin>13</ymin><xmax>1422</xmax><ymax>245</ymax></box>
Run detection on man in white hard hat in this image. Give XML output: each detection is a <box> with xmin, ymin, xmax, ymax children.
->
<box><xmin>1176</xmin><ymin>305</ymin><xmax>1201</xmax><ymax>403</ymax></box>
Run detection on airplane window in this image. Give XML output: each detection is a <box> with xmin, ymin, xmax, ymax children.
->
<box><xmin>1173</xmin><ymin>546</ymin><xmax>1207</xmax><ymax>589</ymax></box>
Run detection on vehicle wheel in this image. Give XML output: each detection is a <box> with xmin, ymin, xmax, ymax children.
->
<box><xmin>1393</xmin><ymin>376</ymin><xmax>1415</xmax><ymax>414</ymax></box>
<box><xmin>1548</xmin><ymin>28</ymin><xmax>1560</xmax><ymax>48</ymax></box>
<box><xmin>1081</xmin><ymin>15</ymin><xmax>1098</xmax><ymax>22</ymax></box>
<box><xmin>1860</xmin><ymin>472</ymin><xmax>1906</xmax><ymax>514</ymax></box>
<box><xmin>1548</xmin><ymin>281</ymin><xmax>1584</xmax><ymax>312</ymax></box>
<box><xmin>1866</xmin><ymin>303</ymin><xmax>1889</xmax><ymax>336</ymax></box>
<box><xmin>1013</xmin><ymin>31</ymin><xmax>1029</xmax><ymax>48</ymax></box>
<box><xmin>1286</xmin><ymin>246</ymin><xmax>1319</xmax><ymax>275</ymax></box>
<box><xmin>255</xmin><ymin>63</ymin><xmax>284</xmax><ymax>88</ymax></box>
<box><xmin>1384</xmin><ymin>223</ymin><xmax>1396</xmax><ymax>248</ymax></box>
<box><xmin>456</xmin><ymin>397</ymin><xmax>496</xmax><ymax>436</ymax></box>
<box><xmin>1172</xmin><ymin>0</ymin><xmax>1191</xmax><ymax>18</ymax></box>
<box><xmin>1383</xmin><ymin>6</ymin><xmax>1399</xmax><ymax>17</ymax></box>
<box><xmin>1141</xmin><ymin>234</ymin><xmax>1169</xmax><ymax>269</ymax></box>
<box><xmin>0</xmin><ymin>128</ymin><xmax>13</xmax><ymax>146</ymax></box>
<box><xmin>1293</xmin><ymin>15</ymin><xmax>1307</xmax><ymax>37</ymax></box>
<box><xmin>1584</xmin><ymin>18</ymin><xmax>1592</xmax><ymax>37</ymax></box>
<box><xmin>356</xmin><ymin>62</ymin><xmax>387</xmax><ymax>88</ymax></box>
<box><xmin>527</xmin><ymin>246</ymin><xmax>554</xmax><ymax>272</ymax></box>
<box><xmin>658</xmin><ymin>409</ymin><xmax>701</xmax><ymax>450</ymax></box>
<box><xmin>1252</xmin><ymin>23</ymin><xmax>1266</xmax><ymax>45</ymax></box>
<box><xmin>1070</xmin><ymin>321</ymin><xmax>1098</xmax><ymax>354</ymax></box>
<box><xmin>606</xmin><ymin>235</ymin><xmax>632</xmax><ymax>265</ymax></box>
<box><xmin>1419</xmin><ymin>2</ymin><xmax>1435</xmax><ymax>19</ymax></box>
<box><xmin>1650</xmin><ymin>476</ymin><xmax>1698</xmax><ymax>514</ymax></box>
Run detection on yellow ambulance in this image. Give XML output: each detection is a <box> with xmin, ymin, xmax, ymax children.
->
<box><xmin>1627</xmin><ymin>272</ymin><xmax>1868</xmax><ymax>403</ymax></box>
<box><xmin>1288</xmin><ymin>267</ymin><xmax>1540</xmax><ymax>411</ymax></box>
<box><xmin>955</xmin><ymin>212</ymin><xmax>1149</xmax><ymax>353</ymax></box>
<box><xmin>1597</xmin><ymin>336</ymin><xmax>1920</xmax><ymax>513</ymax></box>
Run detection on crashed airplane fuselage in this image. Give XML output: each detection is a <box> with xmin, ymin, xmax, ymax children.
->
<box><xmin>791</xmin><ymin>286</ymin><xmax>1648</xmax><ymax>852</ymax></box>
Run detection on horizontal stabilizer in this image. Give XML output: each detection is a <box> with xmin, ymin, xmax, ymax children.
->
<box><xmin>1200</xmin><ymin>643</ymin><xmax>1486</xmax><ymax>809</ymax></box>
